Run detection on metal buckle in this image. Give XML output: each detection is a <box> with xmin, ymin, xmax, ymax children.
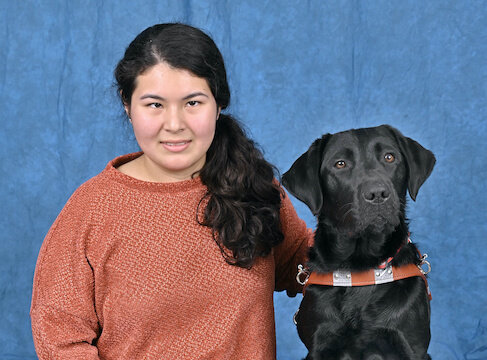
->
<box><xmin>418</xmin><ymin>253</ymin><xmax>432</xmax><ymax>275</ymax></box>
<box><xmin>296</xmin><ymin>264</ymin><xmax>310</xmax><ymax>285</ymax></box>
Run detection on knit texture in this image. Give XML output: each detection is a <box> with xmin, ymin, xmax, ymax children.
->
<box><xmin>31</xmin><ymin>153</ymin><xmax>312</xmax><ymax>359</ymax></box>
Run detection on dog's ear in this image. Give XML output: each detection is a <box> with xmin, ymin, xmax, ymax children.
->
<box><xmin>383</xmin><ymin>125</ymin><xmax>436</xmax><ymax>201</ymax></box>
<box><xmin>282</xmin><ymin>135</ymin><xmax>330</xmax><ymax>215</ymax></box>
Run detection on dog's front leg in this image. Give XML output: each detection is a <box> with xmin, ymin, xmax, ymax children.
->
<box><xmin>307</xmin><ymin>326</ymin><xmax>357</xmax><ymax>360</ymax></box>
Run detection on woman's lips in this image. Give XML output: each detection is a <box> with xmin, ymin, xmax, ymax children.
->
<box><xmin>161</xmin><ymin>140</ymin><xmax>191</xmax><ymax>152</ymax></box>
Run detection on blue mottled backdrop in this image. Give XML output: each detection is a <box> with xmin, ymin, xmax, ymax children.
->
<box><xmin>1</xmin><ymin>1</ymin><xmax>486</xmax><ymax>359</ymax></box>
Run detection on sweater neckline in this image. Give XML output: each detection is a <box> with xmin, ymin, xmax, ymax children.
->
<box><xmin>105</xmin><ymin>152</ymin><xmax>206</xmax><ymax>194</ymax></box>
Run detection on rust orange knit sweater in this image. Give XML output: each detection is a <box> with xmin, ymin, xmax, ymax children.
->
<box><xmin>31</xmin><ymin>153</ymin><xmax>312</xmax><ymax>359</ymax></box>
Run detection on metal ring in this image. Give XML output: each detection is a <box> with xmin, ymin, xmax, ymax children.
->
<box><xmin>296</xmin><ymin>264</ymin><xmax>309</xmax><ymax>285</ymax></box>
<box><xmin>418</xmin><ymin>253</ymin><xmax>432</xmax><ymax>275</ymax></box>
<box><xmin>293</xmin><ymin>309</ymin><xmax>299</xmax><ymax>325</ymax></box>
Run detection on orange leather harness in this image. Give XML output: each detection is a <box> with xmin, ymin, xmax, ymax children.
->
<box><xmin>297</xmin><ymin>242</ymin><xmax>432</xmax><ymax>301</ymax></box>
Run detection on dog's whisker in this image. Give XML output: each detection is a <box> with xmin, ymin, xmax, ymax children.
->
<box><xmin>338</xmin><ymin>202</ymin><xmax>353</xmax><ymax>213</ymax></box>
<box><xmin>340</xmin><ymin>208</ymin><xmax>354</xmax><ymax>224</ymax></box>
<box><xmin>338</xmin><ymin>202</ymin><xmax>354</xmax><ymax>224</ymax></box>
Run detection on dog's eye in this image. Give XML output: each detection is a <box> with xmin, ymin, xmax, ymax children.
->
<box><xmin>384</xmin><ymin>153</ymin><xmax>395</xmax><ymax>163</ymax></box>
<box><xmin>335</xmin><ymin>160</ymin><xmax>346</xmax><ymax>169</ymax></box>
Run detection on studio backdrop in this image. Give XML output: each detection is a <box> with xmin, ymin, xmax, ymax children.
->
<box><xmin>1</xmin><ymin>1</ymin><xmax>486</xmax><ymax>359</ymax></box>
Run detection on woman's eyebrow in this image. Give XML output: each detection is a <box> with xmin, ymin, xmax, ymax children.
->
<box><xmin>139</xmin><ymin>94</ymin><xmax>164</xmax><ymax>101</ymax></box>
<box><xmin>182</xmin><ymin>92</ymin><xmax>209</xmax><ymax>100</ymax></box>
<box><xmin>139</xmin><ymin>92</ymin><xmax>209</xmax><ymax>101</ymax></box>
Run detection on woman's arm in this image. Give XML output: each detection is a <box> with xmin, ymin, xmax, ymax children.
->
<box><xmin>274</xmin><ymin>190</ymin><xmax>314</xmax><ymax>296</ymax></box>
<box><xmin>31</xmin><ymin>188</ymin><xmax>101</xmax><ymax>359</ymax></box>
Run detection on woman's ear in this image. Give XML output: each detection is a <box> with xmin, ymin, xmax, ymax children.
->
<box><xmin>124</xmin><ymin>104</ymin><xmax>132</xmax><ymax>123</ymax></box>
<box><xmin>121</xmin><ymin>91</ymin><xmax>132</xmax><ymax>123</ymax></box>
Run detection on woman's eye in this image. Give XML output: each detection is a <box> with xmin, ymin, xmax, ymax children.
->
<box><xmin>384</xmin><ymin>153</ymin><xmax>395</xmax><ymax>163</ymax></box>
<box><xmin>187</xmin><ymin>100</ymin><xmax>199</xmax><ymax>107</ymax></box>
<box><xmin>335</xmin><ymin>160</ymin><xmax>346</xmax><ymax>169</ymax></box>
<box><xmin>149</xmin><ymin>103</ymin><xmax>162</xmax><ymax>108</ymax></box>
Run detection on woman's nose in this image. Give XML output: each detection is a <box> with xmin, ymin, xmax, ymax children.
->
<box><xmin>164</xmin><ymin>107</ymin><xmax>184</xmax><ymax>131</ymax></box>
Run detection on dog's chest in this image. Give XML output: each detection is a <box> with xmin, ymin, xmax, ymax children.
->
<box><xmin>302</xmin><ymin>280</ymin><xmax>408</xmax><ymax>324</ymax></box>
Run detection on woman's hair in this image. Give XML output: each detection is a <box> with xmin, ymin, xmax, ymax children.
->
<box><xmin>115</xmin><ymin>23</ymin><xmax>229</xmax><ymax>109</ymax></box>
<box><xmin>114</xmin><ymin>23</ymin><xmax>283</xmax><ymax>268</ymax></box>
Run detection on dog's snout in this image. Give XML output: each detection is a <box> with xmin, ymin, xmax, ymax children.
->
<box><xmin>363</xmin><ymin>182</ymin><xmax>390</xmax><ymax>203</ymax></box>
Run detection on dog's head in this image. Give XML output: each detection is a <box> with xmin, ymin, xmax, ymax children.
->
<box><xmin>282</xmin><ymin>125</ymin><xmax>435</xmax><ymax>237</ymax></box>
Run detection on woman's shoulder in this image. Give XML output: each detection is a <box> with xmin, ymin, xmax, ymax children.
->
<box><xmin>61</xmin><ymin>153</ymin><xmax>140</xmax><ymax>208</ymax></box>
<box><xmin>80</xmin><ymin>152</ymin><xmax>143</xmax><ymax>187</ymax></box>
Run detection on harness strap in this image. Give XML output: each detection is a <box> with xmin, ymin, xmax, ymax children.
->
<box><xmin>303</xmin><ymin>263</ymin><xmax>432</xmax><ymax>301</ymax></box>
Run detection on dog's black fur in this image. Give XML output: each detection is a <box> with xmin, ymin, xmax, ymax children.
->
<box><xmin>282</xmin><ymin>125</ymin><xmax>435</xmax><ymax>360</ymax></box>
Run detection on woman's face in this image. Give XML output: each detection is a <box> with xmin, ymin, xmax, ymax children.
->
<box><xmin>125</xmin><ymin>62</ymin><xmax>220</xmax><ymax>182</ymax></box>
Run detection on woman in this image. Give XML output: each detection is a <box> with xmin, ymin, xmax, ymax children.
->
<box><xmin>31</xmin><ymin>23</ymin><xmax>312</xmax><ymax>359</ymax></box>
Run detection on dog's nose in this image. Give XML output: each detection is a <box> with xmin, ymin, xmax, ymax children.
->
<box><xmin>363</xmin><ymin>183</ymin><xmax>390</xmax><ymax>203</ymax></box>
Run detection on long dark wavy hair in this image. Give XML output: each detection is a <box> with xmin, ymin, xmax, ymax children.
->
<box><xmin>114</xmin><ymin>23</ymin><xmax>284</xmax><ymax>268</ymax></box>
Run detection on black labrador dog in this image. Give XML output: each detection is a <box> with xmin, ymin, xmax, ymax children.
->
<box><xmin>282</xmin><ymin>125</ymin><xmax>435</xmax><ymax>360</ymax></box>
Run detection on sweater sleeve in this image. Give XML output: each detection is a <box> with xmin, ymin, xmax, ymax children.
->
<box><xmin>273</xmin><ymin>189</ymin><xmax>314</xmax><ymax>296</ymax></box>
<box><xmin>30</xmin><ymin>185</ymin><xmax>101</xmax><ymax>359</ymax></box>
